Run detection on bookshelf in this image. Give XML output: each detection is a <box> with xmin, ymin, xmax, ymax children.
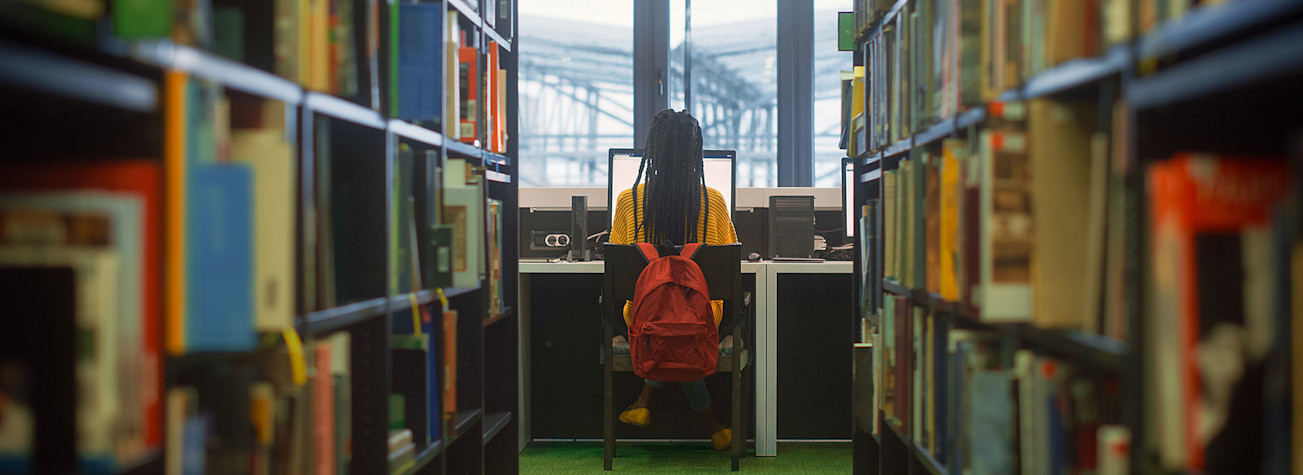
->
<box><xmin>844</xmin><ymin>0</ymin><xmax>1303</xmax><ymax>474</ymax></box>
<box><xmin>0</xmin><ymin>0</ymin><xmax>520</xmax><ymax>474</ymax></box>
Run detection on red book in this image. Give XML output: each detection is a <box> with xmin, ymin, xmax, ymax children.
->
<box><xmin>458</xmin><ymin>46</ymin><xmax>480</xmax><ymax>144</ymax></box>
<box><xmin>1146</xmin><ymin>153</ymin><xmax>1291</xmax><ymax>471</ymax></box>
<box><xmin>0</xmin><ymin>160</ymin><xmax>163</xmax><ymax>449</ymax></box>
<box><xmin>313</xmin><ymin>342</ymin><xmax>336</xmax><ymax>475</ymax></box>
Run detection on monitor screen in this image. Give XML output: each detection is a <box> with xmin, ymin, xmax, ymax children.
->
<box><xmin>607</xmin><ymin>149</ymin><xmax>736</xmax><ymax>230</ymax></box>
<box><xmin>843</xmin><ymin>159</ymin><xmax>855</xmax><ymax>238</ymax></box>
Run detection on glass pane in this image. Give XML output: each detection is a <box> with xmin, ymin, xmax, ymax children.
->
<box><xmin>671</xmin><ymin>0</ymin><xmax>778</xmax><ymax>187</ymax></box>
<box><xmin>519</xmin><ymin>0</ymin><xmax>634</xmax><ymax>187</ymax></box>
<box><xmin>815</xmin><ymin>0</ymin><xmax>854</xmax><ymax>187</ymax></box>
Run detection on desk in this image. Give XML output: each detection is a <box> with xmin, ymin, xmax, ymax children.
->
<box><xmin>519</xmin><ymin>259</ymin><xmax>851</xmax><ymax>456</ymax></box>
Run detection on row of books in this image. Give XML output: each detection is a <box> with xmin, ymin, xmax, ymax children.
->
<box><xmin>866</xmin><ymin>99</ymin><xmax>1123</xmax><ymax>337</ymax></box>
<box><xmin>846</xmin><ymin>0</ymin><xmax>1229</xmax><ymax>153</ymax></box>
<box><xmin>865</xmin><ymin>301</ymin><xmax>1130</xmax><ymax>475</ymax></box>
<box><xmin>12</xmin><ymin>0</ymin><xmax>511</xmax><ymax>149</ymax></box>
<box><xmin>1144</xmin><ymin>153</ymin><xmax>1298</xmax><ymax>474</ymax></box>
<box><xmin>163</xmin><ymin>333</ymin><xmax>353</xmax><ymax>475</ymax></box>
<box><xmin>395</xmin><ymin>6</ymin><xmax>510</xmax><ymax>153</ymax></box>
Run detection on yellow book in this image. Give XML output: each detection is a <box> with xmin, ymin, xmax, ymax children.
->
<box><xmin>884</xmin><ymin>169</ymin><xmax>898</xmax><ymax>280</ymax></box>
<box><xmin>939</xmin><ymin>139</ymin><xmax>962</xmax><ymax>301</ymax></box>
<box><xmin>900</xmin><ymin>160</ymin><xmax>914</xmax><ymax>287</ymax></box>
<box><xmin>1028</xmin><ymin>99</ymin><xmax>1096</xmax><ymax>329</ymax></box>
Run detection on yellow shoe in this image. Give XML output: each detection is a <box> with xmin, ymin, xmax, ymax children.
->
<box><xmin>618</xmin><ymin>407</ymin><xmax>650</xmax><ymax>428</ymax></box>
<box><xmin>711</xmin><ymin>428</ymin><xmax>732</xmax><ymax>451</ymax></box>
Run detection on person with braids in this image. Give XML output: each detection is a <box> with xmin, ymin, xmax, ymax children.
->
<box><xmin>609</xmin><ymin>109</ymin><xmax>738</xmax><ymax>451</ymax></box>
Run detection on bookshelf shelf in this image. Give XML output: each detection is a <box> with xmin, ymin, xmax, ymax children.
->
<box><xmin>882</xmin><ymin>138</ymin><xmax>912</xmax><ymax>158</ymax></box>
<box><xmin>485</xmin><ymin>169</ymin><xmax>512</xmax><ymax>184</ymax></box>
<box><xmin>0</xmin><ymin>39</ymin><xmax>157</xmax><ymax>112</ymax></box>
<box><xmin>880</xmin><ymin>279</ymin><xmax>1126</xmax><ymax>371</ymax></box>
<box><xmin>124</xmin><ymin>40</ymin><xmax>303</xmax><ymax>104</ymax></box>
<box><xmin>913</xmin><ymin>442</ymin><xmax>948</xmax><ymax>475</ymax></box>
<box><xmin>442</xmin><ymin>286</ymin><xmax>480</xmax><ymax>299</ymax></box>
<box><xmin>1129</xmin><ymin>23</ymin><xmax>1303</xmax><ymax>111</ymax></box>
<box><xmin>482</xmin><ymin>307</ymin><xmax>513</xmax><ymax>327</ymax></box>
<box><xmin>388</xmin><ymin>290</ymin><xmax>438</xmax><ymax>313</ymax></box>
<box><xmin>882</xmin><ymin>279</ymin><xmax>909</xmax><ymax>297</ymax></box>
<box><xmin>954</xmin><ymin>107</ymin><xmax>985</xmax><ymax>129</ymax></box>
<box><xmin>859</xmin><ymin>167</ymin><xmax>883</xmax><ymax>183</ymax></box>
<box><xmin>485</xmin><ymin>27</ymin><xmax>512</xmax><ymax>52</ymax></box>
<box><xmin>913</xmin><ymin>119</ymin><xmax>957</xmax><ymax>149</ymax></box>
<box><xmin>448</xmin><ymin>409</ymin><xmax>485</xmax><ymax>446</ymax></box>
<box><xmin>1020</xmin><ymin>46</ymin><xmax>1126</xmax><ymax>99</ymax></box>
<box><xmin>1138</xmin><ymin>0</ymin><xmax>1303</xmax><ymax>60</ymax></box>
<box><xmin>392</xmin><ymin>440</ymin><xmax>443</xmax><ymax>475</ymax></box>
<box><xmin>390</xmin><ymin>120</ymin><xmax>444</xmax><ymax>147</ymax></box>
<box><xmin>859</xmin><ymin>152</ymin><xmax>883</xmax><ymax>168</ymax></box>
<box><xmin>445</xmin><ymin>139</ymin><xmax>483</xmax><ymax>158</ymax></box>
<box><xmin>305</xmin><ymin>92</ymin><xmax>386</xmax><ymax>129</ymax></box>
<box><xmin>481</xmin><ymin>411</ymin><xmax>512</xmax><ymax>445</ymax></box>
<box><xmin>116</xmin><ymin>449</ymin><xmax>163</xmax><ymax>475</ymax></box>
<box><xmin>484</xmin><ymin>151</ymin><xmax>512</xmax><ymax>166</ymax></box>
<box><xmin>303</xmin><ymin>296</ymin><xmax>390</xmax><ymax>335</ymax></box>
<box><xmin>448</xmin><ymin>0</ymin><xmax>483</xmax><ymax>28</ymax></box>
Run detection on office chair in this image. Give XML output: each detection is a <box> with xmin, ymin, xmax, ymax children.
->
<box><xmin>600</xmin><ymin>243</ymin><xmax>752</xmax><ymax>471</ymax></box>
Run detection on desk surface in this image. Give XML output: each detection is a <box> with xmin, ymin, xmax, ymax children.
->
<box><xmin>519</xmin><ymin>259</ymin><xmax>851</xmax><ymax>274</ymax></box>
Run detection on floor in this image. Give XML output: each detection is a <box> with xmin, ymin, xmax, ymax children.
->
<box><xmin>520</xmin><ymin>441</ymin><xmax>852</xmax><ymax>474</ymax></box>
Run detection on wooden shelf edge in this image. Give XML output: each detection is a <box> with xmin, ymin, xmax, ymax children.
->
<box><xmin>446</xmin><ymin>409</ymin><xmax>485</xmax><ymax>446</ymax></box>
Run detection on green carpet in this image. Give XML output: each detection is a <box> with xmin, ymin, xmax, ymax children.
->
<box><xmin>520</xmin><ymin>441</ymin><xmax>852</xmax><ymax>473</ymax></box>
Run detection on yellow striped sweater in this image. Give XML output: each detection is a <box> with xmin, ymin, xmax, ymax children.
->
<box><xmin>609</xmin><ymin>184</ymin><xmax>738</xmax><ymax>246</ymax></box>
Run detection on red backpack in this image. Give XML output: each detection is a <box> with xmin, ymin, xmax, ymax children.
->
<box><xmin>627</xmin><ymin>243</ymin><xmax>719</xmax><ymax>382</ymax></box>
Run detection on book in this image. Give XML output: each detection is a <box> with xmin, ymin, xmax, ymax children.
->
<box><xmin>312</xmin><ymin>342</ymin><xmax>335</xmax><ymax>475</ymax></box>
<box><xmin>939</xmin><ymin>139</ymin><xmax>963</xmax><ymax>301</ymax></box>
<box><xmin>925</xmin><ymin>151</ymin><xmax>941</xmax><ymax>294</ymax></box>
<box><xmin>1146</xmin><ymin>153</ymin><xmax>1292</xmax><ymax>472</ymax></box>
<box><xmin>396</xmin><ymin>3</ymin><xmax>443</xmax><ymax>123</ymax></box>
<box><xmin>185</xmin><ymin>164</ymin><xmax>256</xmax><ymax>351</ymax></box>
<box><xmin>0</xmin><ymin>161</ymin><xmax>164</xmax><ymax>449</ymax></box>
<box><xmin>442</xmin><ymin>310</ymin><xmax>458</xmax><ymax>431</ymax></box>
<box><xmin>912</xmin><ymin>152</ymin><xmax>929</xmax><ymax>290</ymax></box>
<box><xmin>883</xmin><ymin>169</ymin><xmax>898</xmax><ymax>280</ymax></box>
<box><xmin>977</xmin><ymin>113</ymin><xmax>1031</xmax><ymax>322</ymax></box>
<box><xmin>458</xmin><ymin>45</ymin><xmax>480</xmax><ymax>143</ymax></box>
<box><xmin>230</xmin><ymin>124</ymin><xmax>296</xmax><ymax>333</ymax></box>
<box><xmin>445</xmin><ymin>10</ymin><xmax>461</xmax><ymax>141</ymax></box>
<box><xmin>899</xmin><ymin>159</ymin><xmax>914</xmax><ymax>286</ymax></box>
<box><xmin>442</xmin><ymin>159</ymin><xmax>485</xmax><ymax>289</ymax></box>
<box><xmin>0</xmin><ymin>193</ymin><xmax>147</xmax><ymax>454</ymax></box>
<box><xmin>1028</xmin><ymin>99</ymin><xmax>1098</xmax><ymax>329</ymax></box>
<box><xmin>968</xmin><ymin>370</ymin><xmax>1014</xmax><ymax>475</ymax></box>
<box><xmin>488</xmin><ymin>199</ymin><xmax>504</xmax><ymax>317</ymax></box>
<box><xmin>112</xmin><ymin>0</ymin><xmax>172</xmax><ymax>39</ymax></box>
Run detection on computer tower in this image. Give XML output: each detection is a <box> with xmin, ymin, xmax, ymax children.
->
<box><xmin>768</xmin><ymin>195</ymin><xmax>815</xmax><ymax>258</ymax></box>
<box><xmin>569</xmin><ymin>195</ymin><xmax>589</xmax><ymax>261</ymax></box>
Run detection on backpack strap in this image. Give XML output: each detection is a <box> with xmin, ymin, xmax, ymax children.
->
<box><xmin>635</xmin><ymin>242</ymin><xmax>660</xmax><ymax>262</ymax></box>
<box><xmin>680</xmin><ymin>243</ymin><xmax>703</xmax><ymax>260</ymax></box>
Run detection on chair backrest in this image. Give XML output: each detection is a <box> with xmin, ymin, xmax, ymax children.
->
<box><xmin>602</xmin><ymin>243</ymin><xmax>743</xmax><ymax>336</ymax></box>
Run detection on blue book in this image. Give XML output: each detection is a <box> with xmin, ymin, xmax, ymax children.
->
<box><xmin>968</xmin><ymin>370</ymin><xmax>1013</xmax><ymax>475</ymax></box>
<box><xmin>186</xmin><ymin>164</ymin><xmax>255</xmax><ymax>351</ymax></box>
<box><xmin>397</xmin><ymin>4</ymin><xmax>443</xmax><ymax>122</ymax></box>
<box><xmin>181</xmin><ymin>415</ymin><xmax>208</xmax><ymax>475</ymax></box>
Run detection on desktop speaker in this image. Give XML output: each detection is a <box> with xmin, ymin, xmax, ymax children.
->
<box><xmin>569</xmin><ymin>195</ymin><xmax>589</xmax><ymax>261</ymax></box>
<box><xmin>768</xmin><ymin>195</ymin><xmax>815</xmax><ymax>258</ymax></box>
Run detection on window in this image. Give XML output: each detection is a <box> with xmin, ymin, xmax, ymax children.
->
<box><xmin>814</xmin><ymin>0</ymin><xmax>853</xmax><ymax>187</ymax></box>
<box><xmin>670</xmin><ymin>0</ymin><xmax>778</xmax><ymax>187</ymax></box>
<box><xmin>518</xmin><ymin>0</ymin><xmax>634</xmax><ymax>187</ymax></box>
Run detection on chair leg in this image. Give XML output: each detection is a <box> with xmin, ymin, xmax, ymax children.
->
<box><xmin>604</xmin><ymin>324</ymin><xmax>614</xmax><ymax>470</ymax></box>
<box><xmin>731</xmin><ymin>343</ymin><xmax>742</xmax><ymax>470</ymax></box>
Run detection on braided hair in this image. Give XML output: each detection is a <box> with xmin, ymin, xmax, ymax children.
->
<box><xmin>631</xmin><ymin>109</ymin><xmax>709</xmax><ymax>246</ymax></box>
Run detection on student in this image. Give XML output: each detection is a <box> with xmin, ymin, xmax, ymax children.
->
<box><xmin>609</xmin><ymin>109</ymin><xmax>739</xmax><ymax>451</ymax></box>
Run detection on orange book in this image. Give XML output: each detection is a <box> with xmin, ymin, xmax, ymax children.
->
<box><xmin>487</xmin><ymin>42</ymin><xmax>500</xmax><ymax>152</ymax></box>
<box><xmin>442</xmin><ymin>309</ymin><xmax>458</xmax><ymax>429</ymax></box>
<box><xmin>313</xmin><ymin>342</ymin><xmax>336</xmax><ymax>475</ymax></box>
<box><xmin>458</xmin><ymin>46</ymin><xmax>480</xmax><ymax>144</ymax></box>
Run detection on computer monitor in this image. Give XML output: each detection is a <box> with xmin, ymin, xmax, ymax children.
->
<box><xmin>842</xmin><ymin>157</ymin><xmax>855</xmax><ymax>238</ymax></box>
<box><xmin>607</xmin><ymin>148</ymin><xmax>736</xmax><ymax>231</ymax></box>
